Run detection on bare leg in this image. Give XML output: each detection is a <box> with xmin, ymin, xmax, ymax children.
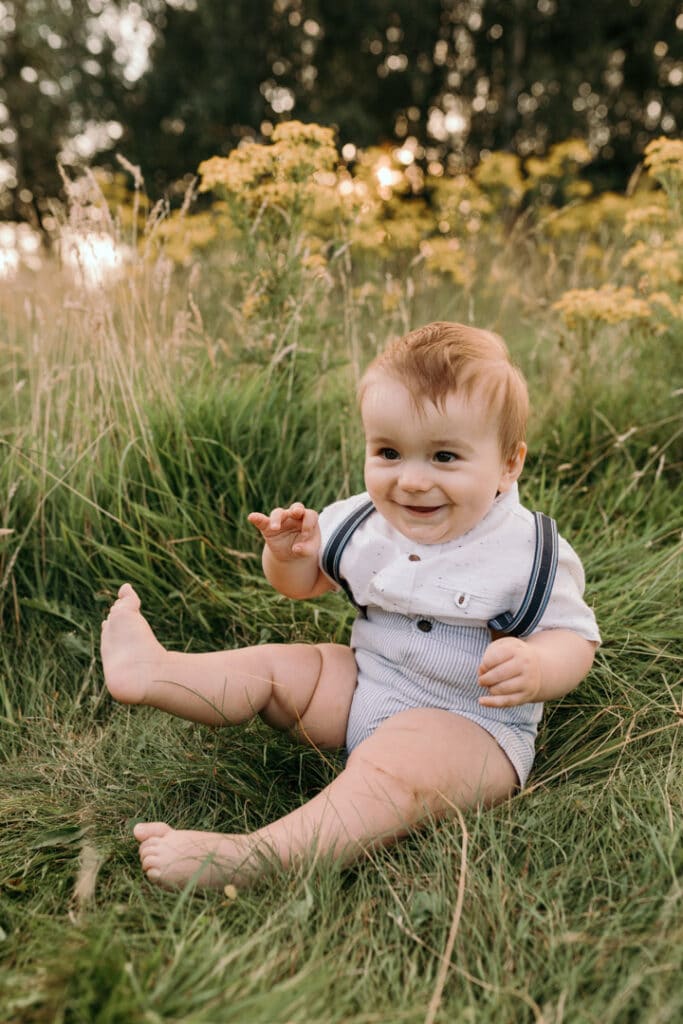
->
<box><xmin>134</xmin><ymin>708</ymin><xmax>518</xmax><ymax>889</ymax></box>
<box><xmin>101</xmin><ymin>584</ymin><xmax>357</xmax><ymax>747</ymax></box>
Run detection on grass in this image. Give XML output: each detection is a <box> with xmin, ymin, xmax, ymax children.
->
<box><xmin>0</xmin><ymin>217</ymin><xmax>681</xmax><ymax>1023</ymax></box>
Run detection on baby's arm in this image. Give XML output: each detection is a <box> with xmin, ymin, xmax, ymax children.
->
<box><xmin>478</xmin><ymin>630</ymin><xmax>597</xmax><ymax>707</ymax></box>
<box><xmin>248</xmin><ymin>502</ymin><xmax>335</xmax><ymax>600</ymax></box>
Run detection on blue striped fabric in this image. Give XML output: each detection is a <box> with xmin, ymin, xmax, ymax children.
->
<box><xmin>347</xmin><ymin>609</ymin><xmax>540</xmax><ymax>785</ymax></box>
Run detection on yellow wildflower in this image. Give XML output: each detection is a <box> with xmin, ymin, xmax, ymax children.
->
<box><xmin>240</xmin><ymin>283</ymin><xmax>269</xmax><ymax>321</ymax></box>
<box><xmin>543</xmin><ymin>191</ymin><xmax>630</xmax><ymax>238</ymax></box>
<box><xmin>549</xmin><ymin>138</ymin><xmax>594</xmax><ymax>167</ymax></box>
<box><xmin>271</xmin><ymin>121</ymin><xmax>338</xmax><ymax>183</ymax></box>
<box><xmin>419</xmin><ymin>237</ymin><xmax>475</xmax><ymax>288</ymax></box>
<box><xmin>429</xmin><ymin>174</ymin><xmax>493</xmax><ymax>229</ymax></box>
<box><xmin>526</xmin><ymin>139</ymin><xmax>592</xmax><ymax>182</ymax></box>
<box><xmin>197</xmin><ymin>122</ymin><xmax>342</xmax><ymax>227</ymax></box>
<box><xmin>301</xmin><ymin>250</ymin><xmax>330</xmax><ymax>281</ymax></box>
<box><xmin>349</xmin><ymin>221</ymin><xmax>388</xmax><ymax>252</ymax></box>
<box><xmin>271</xmin><ymin>121</ymin><xmax>337</xmax><ymax>150</ymax></box>
<box><xmin>623</xmin><ymin>199</ymin><xmax>668</xmax><ymax>237</ymax></box>
<box><xmin>643</xmin><ymin>137</ymin><xmax>683</xmax><ymax>182</ymax></box>
<box><xmin>553</xmin><ymin>286</ymin><xmax>652</xmax><ymax>328</ymax></box>
<box><xmin>565</xmin><ymin>180</ymin><xmax>593</xmax><ymax>200</ymax></box>
<box><xmin>473</xmin><ymin>151</ymin><xmax>526</xmax><ymax>206</ymax></box>
<box><xmin>152</xmin><ymin>209</ymin><xmax>231</xmax><ymax>265</ymax></box>
<box><xmin>199</xmin><ymin>144</ymin><xmax>274</xmax><ymax>195</ymax></box>
<box><xmin>647</xmin><ymin>291</ymin><xmax>682</xmax><ymax>319</ymax></box>
<box><xmin>622</xmin><ymin>241</ymin><xmax>681</xmax><ymax>288</ymax></box>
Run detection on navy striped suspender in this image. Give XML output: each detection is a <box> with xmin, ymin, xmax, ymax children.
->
<box><xmin>321</xmin><ymin>499</ymin><xmax>375</xmax><ymax>608</ymax></box>
<box><xmin>321</xmin><ymin>502</ymin><xmax>559</xmax><ymax>638</ymax></box>
<box><xmin>487</xmin><ymin>512</ymin><xmax>559</xmax><ymax>638</ymax></box>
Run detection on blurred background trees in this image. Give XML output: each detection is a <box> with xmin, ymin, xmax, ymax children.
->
<box><xmin>1</xmin><ymin>0</ymin><xmax>681</xmax><ymax>227</ymax></box>
<box><xmin>0</xmin><ymin>0</ymin><xmax>142</xmax><ymax>228</ymax></box>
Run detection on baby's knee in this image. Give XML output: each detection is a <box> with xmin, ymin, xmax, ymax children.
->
<box><xmin>257</xmin><ymin>642</ymin><xmax>323</xmax><ymax>678</ymax></box>
<box><xmin>346</xmin><ymin>746</ymin><xmax>430</xmax><ymax>820</ymax></box>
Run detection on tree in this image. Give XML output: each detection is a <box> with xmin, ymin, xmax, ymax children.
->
<box><xmin>472</xmin><ymin>0</ymin><xmax>682</xmax><ymax>187</ymax></box>
<box><xmin>0</xmin><ymin>0</ymin><xmax>156</xmax><ymax>228</ymax></box>
<box><xmin>115</xmin><ymin>0</ymin><xmax>284</xmax><ymax>195</ymax></box>
<box><xmin>124</xmin><ymin>0</ymin><xmax>680</xmax><ymax>193</ymax></box>
<box><xmin>1</xmin><ymin>0</ymin><xmax>681</xmax><ymax>224</ymax></box>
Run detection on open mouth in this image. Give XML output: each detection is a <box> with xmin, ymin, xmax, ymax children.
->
<box><xmin>403</xmin><ymin>505</ymin><xmax>442</xmax><ymax>516</ymax></box>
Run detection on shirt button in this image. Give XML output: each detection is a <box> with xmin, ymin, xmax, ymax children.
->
<box><xmin>408</xmin><ymin>553</ymin><xmax>421</xmax><ymax>562</ymax></box>
<box><xmin>417</xmin><ymin>619</ymin><xmax>432</xmax><ymax>632</ymax></box>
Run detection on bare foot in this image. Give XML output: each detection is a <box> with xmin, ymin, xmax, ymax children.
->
<box><xmin>134</xmin><ymin>822</ymin><xmax>264</xmax><ymax>890</ymax></box>
<box><xmin>101</xmin><ymin>584</ymin><xmax>167</xmax><ymax>704</ymax></box>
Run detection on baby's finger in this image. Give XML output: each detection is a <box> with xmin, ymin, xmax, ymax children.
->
<box><xmin>479</xmin><ymin>637</ymin><xmax>525</xmax><ymax>674</ymax></box>
<box><xmin>479</xmin><ymin>689</ymin><xmax>525</xmax><ymax>708</ymax></box>
<box><xmin>247</xmin><ymin>511</ymin><xmax>270</xmax><ymax>533</ymax></box>
<box><xmin>478</xmin><ymin>658</ymin><xmax>519</xmax><ymax>688</ymax></box>
<box><xmin>481</xmin><ymin>674</ymin><xmax>524</xmax><ymax>695</ymax></box>
<box><xmin>292</xmin><ymin>515</ymin><xmax>319</xmax><ymax>554</ymax></box>
<box><xmin>297</xmin><ymin>507</ymin><xmax>318</xmax><ymax>537</ymax></box>
<box><xmin>266</xmin><ymin>507</ymin><xmax>289</xmax><ymax>532</ymax></box>
<box><xmin>479</xmin><ymin>673</ymin><xmax>529</xmax><ymax>704</ymax></box>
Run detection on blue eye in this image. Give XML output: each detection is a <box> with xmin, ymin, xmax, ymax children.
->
<box><xmin>379</xmin><ymin>447</ymin><xmax>400</xmax><ymax>461</ymax></box>
<box><xmin>434</xmin><ymin>451</ymin><xmax>458</xmax><ymax>463</ymax></box>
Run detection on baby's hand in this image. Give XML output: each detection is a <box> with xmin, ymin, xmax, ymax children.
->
<box><xmin>248</xmin><ymin>502</ymin><xmax>321</xmax><ymax>562</ymax></box>
<box><xmin>478</xmin><ymin>637</ymin><xmax>542</xmax><ymax>707</ymax></box>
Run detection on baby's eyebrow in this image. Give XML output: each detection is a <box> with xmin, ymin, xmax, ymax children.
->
<box><xmin>430</xmin><ymin>438</ymin><xmax>467</xmax><ymax>448</ymax></box>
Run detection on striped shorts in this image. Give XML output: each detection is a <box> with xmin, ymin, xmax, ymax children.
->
<box><xmin>346</xmin><ymin>609</ymin><xmax>542</xmax><ymax>787</ymax></box>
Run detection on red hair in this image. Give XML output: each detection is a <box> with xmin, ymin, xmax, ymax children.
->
<box><xmin>360</xmin><ymin>321</ymin><xmax>528</xmax><ymax>460</ymax></box>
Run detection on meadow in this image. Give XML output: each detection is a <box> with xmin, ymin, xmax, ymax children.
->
<box><xmin>0</xmin><ymin>130</ymin><xmax>681</xmax><ymax>1023</ymax></box>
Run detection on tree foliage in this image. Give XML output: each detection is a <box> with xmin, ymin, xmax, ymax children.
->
<box><xmin>0</xmin><ymin>0</ymin><xmax>139</xmax><ymax>228</ymax></box>
<box><xmin>0</xmin><ymin>0</ymin><xmax>681</xmax><ymax>224</ymax></box>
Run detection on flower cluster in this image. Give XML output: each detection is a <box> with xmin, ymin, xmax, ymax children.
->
<box><xmin>543</xmin><ymin>191</ymin><xmax>631</xmax><ymax>239</ymax></box>
<box><xmin>525</xmin><ymin>139</ymin><xmax>594</xmax><ymax>206</ymax></box>
<box><xmin>198</xmin><ymin>121</ymin><xmax>339</xmax><ymax>219</ymax></box>
<box><xmin>623</xmin><ymin>199</ymin><xmax>668</xmax><ymax>237</ymax></box>
<box><xmin>472</xmin><ymin>151</ymin><xmax>526</xmax><ymax>206</ymax></box>
<box><xmin>142</xmin><ymin>122</ymin><xmax>683</xmax><ymax>342</ymax></box>
<box><xmin>552</xmin><ymin>286</ymin><xmax>652</xmax><ymax>328</ymax></box>
<box><xmin>167</xmin><ymin>131</ymin><xmax>602</xmax><ymax>285</ymax></box>
<box><xmin>553</xmin><ymin>136</ymin><xmax>682</xmax><ymax>335</ymax></box>
<box><xmin>643</xmin><ymin>137</ymin><xmax>683</xmax><ymax>185</ymax></box>
<box><xmin>622</xmin><ymin>236</ymin><xmax>682</xmax><ymax>290</ymax></box>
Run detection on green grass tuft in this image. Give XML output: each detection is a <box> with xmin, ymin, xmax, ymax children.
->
<box><xmin>1</xmin><ymin>239</ymin><xmax>681</xmax><ymax>1021</ymax></box>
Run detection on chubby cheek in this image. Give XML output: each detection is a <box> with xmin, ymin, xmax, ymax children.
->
<box><xmin>364</xmin><ymin>463</ymin><xmax>386</xmax><ymax>497</ymax></box>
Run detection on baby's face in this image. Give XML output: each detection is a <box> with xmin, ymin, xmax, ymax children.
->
<box><xmin>361</xmin><ymin>372</ymin><xmax>525</xmax><ymax>545</ymax></box>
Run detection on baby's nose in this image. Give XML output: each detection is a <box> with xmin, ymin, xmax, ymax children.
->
<box><xmin>398</xmin><ymin>463</ymin><xmax>432</xmax><ymax>491</ymax></box>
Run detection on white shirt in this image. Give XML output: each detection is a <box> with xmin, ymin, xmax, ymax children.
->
<box><xmin>318</xmin><ymin>485</ymin><xmax>601</xmax><ymax>642</ymax></box>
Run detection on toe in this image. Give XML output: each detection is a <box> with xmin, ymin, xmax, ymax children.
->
<box><xmin>134</xmin><ymin>821</ymin><xmax>172</xmax><ymax>842</ymax></box>
<box><xmin>139</xmin><ymin>840</ymin><xmax>160</xmax><ymax>869</ymax></box>
<box><xmin>118</xmin><ymin>583</ymin><xmax>141</xmax><ymax>608</ymax></box>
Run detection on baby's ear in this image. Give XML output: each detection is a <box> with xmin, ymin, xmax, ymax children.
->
<box><xmin>498</xmin><ymin>442</ymin><xmax>527</xmax><ymax>493</ymax></box>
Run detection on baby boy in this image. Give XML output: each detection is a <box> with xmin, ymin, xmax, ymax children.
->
<box><xmin>101</xmin><ymin>321</ymin><xmax>599</xmax><ymax>889</ymax></box>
